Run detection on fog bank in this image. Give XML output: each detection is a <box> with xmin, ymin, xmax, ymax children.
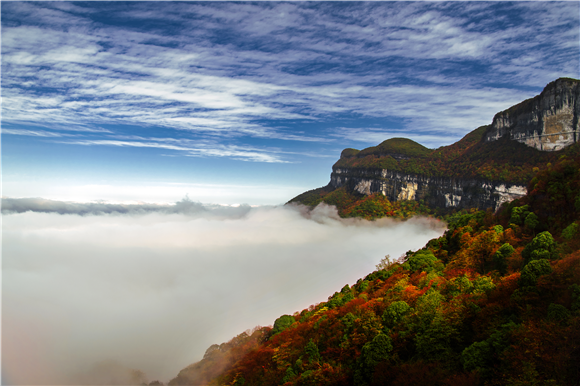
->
<box><xmin>2</xmin><ymin>200</ymin><xmax>445</xmax><ymax>385</ymax></box>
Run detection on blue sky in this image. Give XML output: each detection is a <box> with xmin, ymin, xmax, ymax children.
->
<box><xmin>2</xmin><ymin>1</ymin><xmax>579</xmax><ymax>204</ymax></box>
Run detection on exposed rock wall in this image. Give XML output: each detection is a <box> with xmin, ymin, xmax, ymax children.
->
<box><xmin>331</xmin><ymin>167</ymin><xmax>526</xmax><ymax>211</ymax></box>
<box><xmin>484</xmin><ymin>78</ymin><xmax>579</xmax><ymax>151</ymax></box>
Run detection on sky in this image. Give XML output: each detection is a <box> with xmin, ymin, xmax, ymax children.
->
<box><xmin>2</xmin><ymin>199</ymin><xmax>446</xmax><ymax>384</ymax></box>
<box><xmin>2</xmin><ymin>1</ymin><xmax>579</xmax><ymax>205</ymax></box>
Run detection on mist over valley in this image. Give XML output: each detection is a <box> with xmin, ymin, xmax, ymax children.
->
<box><xmin>2</xmin><ymin>199</ymin><xmax>445</xmax><ymax>384</ymax></box>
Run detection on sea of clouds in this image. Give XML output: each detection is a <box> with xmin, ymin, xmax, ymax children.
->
<box><xmin>2</xmin><ymin>198</ymin><xmax>446</xmax><ymax>385</ymax></box>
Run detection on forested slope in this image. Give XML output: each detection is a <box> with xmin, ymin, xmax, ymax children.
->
<box><xmin>170</xmin><ymin>154</ymin><xmax>580</xmax><ymax>386</ymax></box>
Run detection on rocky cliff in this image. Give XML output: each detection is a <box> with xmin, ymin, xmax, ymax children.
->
<box><xmin>292</xmin><ymin>78</ymin><xmax>580</xmax><ymax>213</ymax></box>
<box><xmin>485</xmin><ymin>78</ymin><xmax>579</xmax><ymax>151</ymax></box>
<box><xmin>330</xmin><ymin>167</ymin><xmax>526</xmax><ymax>212</ymax></box>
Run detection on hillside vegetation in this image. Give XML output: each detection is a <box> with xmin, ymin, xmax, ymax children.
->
<box><xmin>335</xmin><ymin>127</ymin><xmax>580</xmax><ymax>185</ymax></box>
<box><xmin>170</xmin><ymin>154</ymin><xmax>580</xmax><ymax>386</ymax></box>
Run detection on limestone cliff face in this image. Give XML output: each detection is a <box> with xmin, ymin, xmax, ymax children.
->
<box><xmin>484</xmin><ymin>78</ymin><xmax>579</xmax><ymax>151</ymax></box>
<box><xmin>330</xmin><ymin>167</ymin><xmax>526</xmax><ymax>211</ymax></box>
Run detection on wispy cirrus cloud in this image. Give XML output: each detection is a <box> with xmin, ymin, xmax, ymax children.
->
<box><xmin>62</xmin><ymin>137</ymin><xmax>290</xmax><ymax>163</ymax></box>
<box><xmin>2</xmin><ymin>1</ymin><xmax>578</xmax><ymax>160</ymax></box>
<box><xmin>1</xmin><ymin>128</ymin><xmax>74</xmax><ymax>138</ymax></box>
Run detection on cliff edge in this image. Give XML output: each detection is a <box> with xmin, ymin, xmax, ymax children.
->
<box><xmin>485</xmin><ymin>78</ymin><xmax>579</xmax><ymax>151</ymax></box>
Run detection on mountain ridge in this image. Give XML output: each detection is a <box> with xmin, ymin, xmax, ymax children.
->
<box><xmin>290</xmin><ymin>78</ymin><xmax>580</xmax><ymax>215</ymax></box>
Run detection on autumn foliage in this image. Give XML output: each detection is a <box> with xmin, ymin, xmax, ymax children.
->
<box><xmin>171</xmin><ymin>155</ymin><xmax>580</xmax><ymax>386</ymax></box>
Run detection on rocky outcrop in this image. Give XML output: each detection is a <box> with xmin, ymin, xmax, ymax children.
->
<box><xmin>484</xmin><ymin>78</ymin><xmax>580</xmax><ymax>151</ymax></box>
<box><xmin>330</xmin><ymin>167</ymin><xmax>526</xmax><ymax>211</ymax></box>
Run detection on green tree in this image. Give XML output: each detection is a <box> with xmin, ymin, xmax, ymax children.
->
<box><xmin>524</xmin><ymin>212</ymin><xmax>539</xmax><ymax>232</ymax></box>
<box><xmin>327</xmin><ymin>285</ymin><xmax>355</xmax><ymax>309</ymax></box>
<box><xmin>355</xmin><ymin>333</ymin><xmax>393</xmax><ymax>385</ymax></box>
<box><xmin>493</xmin><ymin>225</ymin><xmax>504</xmax><ymax>234</ymax></box>
<box><xmin>472</xmin><ymin>276</ymin><xmax>496</xmax><ymax>295</ymax></box>
<box><xmin>462</xmin><ymin>321</ymin><xmax>518</xmax><ymax>376</ymax></box>
<box><xmin>415</xmin><ymin>313</ymin><xmax>457</xmax><ymax>361</ymax></box>
<box><xmin>304</xmin><ymin>339</ymin><xmax>320</xmax><ymax>363</ymax></box>
<box><xmin>462</xmin><ymin>340</ymin><xmax>492</xmax><ymax>372</ymax></box>
<box><xmin>522</xmin><ymin>231</ymin><xmax>557</xmax><ymax>265</ymax></box>
<box><xmin>282</xmin><ymin>366</ymin><xmax>297</xmax><ymax>383</ymax></box>
<box><xmin>510</xmin><ymin>205</ymin><xmax>530</xmax><ymax>226</ymax></box>
<box><xmin>561</xmin><ymin>222</ymin><xmax>578</xmax><ymax>240</ymax></box>
<box><xmin>547</xmin><ymin>303</ymin><xmax>570</xmax><ymax>323</ymax></box>
<box><xmin>382</xmin><ymin>301</ymin><xmax>411</xmax><ymax>329</ymax></box>
<box><xmin>493</xmin><ymin>243</ymin><xmax>514</xmax><ymax>275</ymax></box>
<box><xmin>272</xmin><ymin>315</ymin><xmax>295</xmax><ymax>336</ymax></box>
<box><xmin>519</xmin><ymin>259</ymin><xmax>553</xmax><ymax>287</ymax></box>
<box><xmin>447</xmin><ymin>275</ymin><xmax>474</xmax><ymax>297</ymax></box>
<box><xmin>403</xmin><ymin>250</ymin><xmax>443</xmax><ymax>273</ymax></box>
<box><xmin>416</xmin><ymin>288</ymin><xmax>444</xmax><ymax>314</ymax></box>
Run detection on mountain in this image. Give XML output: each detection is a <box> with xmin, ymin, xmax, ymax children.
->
<box><xmin>167</xmin><ymin>80</ymin><xmax>580</xmax><ymax>386</ymax></box>
<box><xmin>290</xmin><ymin>78</ymin><xmax>580</xmax><ymax>216</ymax></box>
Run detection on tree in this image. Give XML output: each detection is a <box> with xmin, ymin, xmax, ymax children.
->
<box><xmin>403</xmin><ymin>250</ymin><xmax>443</xmax><ymax>273</ymax></box>
<box><xmin>305</xmin><ymin>339</ymin><xmax>321</xmax><ymax>363</ymax></box>
<box><xmin>510</xmin><ymin>205</ymin><xmax>530</xmax><ymax>226</ymax></box>
<box><xmin>524</xmin><ymin>212</ymin><xmax>539</xmax><ymax>233</ymax></box>
<box><xmin>415</xmin><ymin>288</ymin><xmax>444</xmax><ymax>314</ymax></box>
<box><xmin>561</xmin><ymin>222</ymin><xmax>578</xmax><ymax>240</ymax></box>
<box><xmin>382</xmin><ymin>301</ymin><xmax>411</xmax><ymax>329</ymax></box>
<box><xmin>519</xmin><ymin>259</ymin><xmax>552</xmax><ymax>287</ymax></box>
<box><xmin>547</xmin><ymin>303</ymin><xmax>570</xmax><ymax>323</ymax></box>
<box><xmin>272</xmin><ymin>315</ymin><xmax>295</xmax><ymax>336</ymax></box>
<box><xmin>447</xmin><ymin>275</ymin><xmax>473</xmax><ymax>297</ymax></box>
<box><xmin>472</xmin><ymin>276</ymin><xmax>496</xmax><ymax>295</ymax></box>
<box><xmin>415</xmin><ymin>313</ymin><xmax>457</xmax><ymax>362</ymax></box>
<box><xmin>282</xmin><ymin>366</ymin><xmax>297</xmax><ymax>383</ymax></box>
<box><xmin>493</xmin><ymin>243</ymin><xmax>514</xmax><ymax>275</ymax></box>
<box><xmin>376</xmin><ymin>254</ymin><xmax>393</xmax><ymax>271</ymax></box>
<box><xmin>522</xmin><ymin>231</ymin><xmax>557</xmax><ymax>265</ymax></box>
<box><xmin>462</xmin><ymin>340</ymin><xmax>492</xmax><ymax>372</ymax></box>
<box><xmin>355</xmin><ymin>333</ymin><xmax>393</xmax><ymax>385</ymax></box>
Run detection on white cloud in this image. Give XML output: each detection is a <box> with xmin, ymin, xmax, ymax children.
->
<box><xmin>2</xmin><ymin>203</ymin><xmax>446</xmax><ymax>384</ymax></box>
